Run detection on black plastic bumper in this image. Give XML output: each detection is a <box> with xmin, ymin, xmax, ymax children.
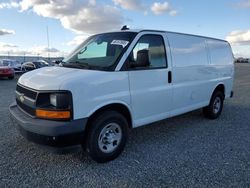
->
<box><xmin>9</xmin><ymin>103</ymin><xmax>87</xmax><ymax>147</ymax></box>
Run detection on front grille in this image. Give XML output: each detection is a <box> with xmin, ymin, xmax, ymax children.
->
<box><xmin>16</xmin><ymin>84</ymin><xmax>37</xmax><ymax>100</ymax></box>
<box><xmin>16</xmin><ymin>99</ymin><xmax>36</xmax><ymax>116</ymax></box>
<box><xmin>16</xmin><ymin>84</ymin><xmax>37</xmax><ymax>116</ymax></box>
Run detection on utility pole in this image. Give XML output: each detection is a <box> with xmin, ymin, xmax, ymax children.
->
<box><xmin>46</xmin><ymin>26</ymin><xmax>50</xmax><ymax>62</ymax></box>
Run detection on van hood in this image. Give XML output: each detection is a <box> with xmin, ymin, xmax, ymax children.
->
<box><xmin>18</xmin><ymin>66</ymin><xmax>105</xmax><ymax>90</ymax></box>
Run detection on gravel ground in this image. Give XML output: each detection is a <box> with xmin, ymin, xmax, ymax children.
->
<box><xmin>0</xmin><ymin>64</ymin><xmax>249</xmax><ymax>187</ymax></box>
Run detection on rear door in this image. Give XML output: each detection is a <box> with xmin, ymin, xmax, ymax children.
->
<box><xmin>126</xmin><ymin>33</ymin><xmax>173</xmax><ymax>127</ymax></box>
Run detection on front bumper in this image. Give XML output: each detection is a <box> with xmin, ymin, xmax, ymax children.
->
<box><xmin>9</xmin><ymin>102</ymin><xmax>87</xmax><ymax>147</ymax></box>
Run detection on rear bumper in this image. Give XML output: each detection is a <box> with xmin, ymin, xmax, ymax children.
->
<box><xmin>9</xmin><ymin>102</ymin><xmax>88</xmax><ymax>147</ymax></box>
<box><xmin>0</xmin><ymin>73</ymin><xmax>14</xmax><ymax>77</ymax></box>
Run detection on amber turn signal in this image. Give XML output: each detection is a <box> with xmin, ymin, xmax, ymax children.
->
<box><xmin>36</xmin><ymin>109</ymin><xmax>71</xmax><ymax>120</ymax></box>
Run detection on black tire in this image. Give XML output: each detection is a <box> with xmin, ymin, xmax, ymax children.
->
<box><xmin>85</xmin><ymin>110</ymin><xmax>128</xmax><ymax>163</ymax></box>
<box><xmin>203</xmin><ymin>90</ymin><xmax>224</xmax><ymax>119</ymax></box>
<box><xmin>8</xmin><ymin>76</ymin><xmax>14</xmax><ymax>80</ymax></box>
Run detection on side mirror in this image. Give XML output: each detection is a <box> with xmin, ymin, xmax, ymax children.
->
<box><xmin>130</xmin><ymin>49</ymin><xmax>150</xmax><ymax>68</ymax></box>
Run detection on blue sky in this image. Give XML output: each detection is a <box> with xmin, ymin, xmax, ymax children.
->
<box><xmin>0</xmin><ymin>0</ymin><xmax>250</xmax><ymax>58</ymax></box>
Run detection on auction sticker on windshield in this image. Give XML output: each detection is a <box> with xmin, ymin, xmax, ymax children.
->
<box><xmin>111</xmin><ymin>40</ymin><xmax>129</xmax><ymax>48</ymax></box>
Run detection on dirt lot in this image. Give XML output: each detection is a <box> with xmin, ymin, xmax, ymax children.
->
<box><xmin>0</xmin><ymin>64</ymin><xmax>249</xmax><ymax>187</ymax></box>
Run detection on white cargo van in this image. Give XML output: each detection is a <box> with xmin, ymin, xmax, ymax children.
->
<box><xmin>10</xmin><ymin>29</ymin><xmax>234</xmax><ymax>162</ymax></box>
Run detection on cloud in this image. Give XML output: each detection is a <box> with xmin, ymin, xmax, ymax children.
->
<box><xmin>0</xmin><ymin>0</ymin><xmax>180</xmax><ymax>57</ymax></box>
<box><xmin>236</xmin><ymin>0</ymin><xmax>250</xmax><ymax>8</ymax></box>
<box><xmin>112</xmin><ymin>0</ymin><xmax>145</xmax><ymax>11</ymax></box>
<box><xmin>231</xmin><ymin>45</ymin><xmax>250</xmax><ymax>58</ymax></box>
<box><xmin>0</xmin><ymin>42</ymin><xmax>63</xmax><ymax>57</ymax></box>
<box><xmin>169</xmin><ymin>10</ymin><xmax>178</xmax><ymax>16</ymax></box>
<box><xmin>16</xmin><ymin>0</ymin><xmax>125</xmax><ymax>34</ymax></box>
<box><xmin>0</xmin><ymin>29</ymin><xmax>15</xmax><ymax>36</ymax></box>
<box><xmin>113</xmin><ymin>0</ymin><xmax>177</xmax><ymax>16</ymax></box>
<box><xmin>151</xmin><ymin>1</ymin><xmax>177</xmax><ymax>16</ymax></box>
<box><xmin>225</xmin><ymin>30</ymin><xmax>250</xmax><ymax>58</ymax></box>
<box><xmin>60</xmin><ymin>5</ymin><xmax>125</xmax><ymax>34</ymax></box>
<box><xmin>0</xmin><ymin>43</ymin><xmax>18</xmax><ymax>48</ymax></box>
<box><xmin>31</xmin><ymin>46</ymin><xmax>60</xmax><ymax>53</ymax></box>
<box><xmin>0</xmin><ymin>42</ymin><xmax>18</xmax><ymax>48</ymax></box>
<box><xmin>226</xmin><ymin>30</ymin><xmax>250</xmax><ymax>45</ymax></box>
<box><xmin>67</xmin><ymin>35</ymin><xmax>90</xmax><ymax>46</ymax></box>
<box><xmin>0</xmin><ymin>42</ymin><xmax>24</xmax><ymax>55</ymax></box>
<box><xmin>2</xmin><ymin>0</ymin><xmax>178</xmax><ymax>36</ymax></box>
<box><xmin>19</xmin><ymin>0</ymin><xmax>88</xmax><ymax>17</ymax></box>
<box><xmin>0</xmin><ymin>2</ymin><xmax>19</xmax><ymax>9</ymax></box>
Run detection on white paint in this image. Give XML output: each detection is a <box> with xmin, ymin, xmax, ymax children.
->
<box><xmin>17</xmin><ymin>30</ymin><xmax>234</xmax><ymax>128</ymax></box>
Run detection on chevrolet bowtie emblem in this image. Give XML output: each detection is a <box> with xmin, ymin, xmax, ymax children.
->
<box><xmin>19</xmin><ymin>94</ymin><xmax>25</xmax><ymax>103</ymax></box>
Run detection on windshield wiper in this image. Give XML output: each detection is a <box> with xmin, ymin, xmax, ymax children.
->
<box><xmin>62</xmin><ymin>61</ymin><xmax>90</xmax><ymax>69</ymax></box>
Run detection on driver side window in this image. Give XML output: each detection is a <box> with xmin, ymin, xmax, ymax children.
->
<box><xmin>128</xmin><ymin>35</ymin><xmax>167</xmax><ymax>69</ymax></box>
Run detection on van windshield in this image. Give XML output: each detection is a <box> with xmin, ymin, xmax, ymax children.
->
<box><xmin>63</xmin><ymin>32</ymin><xmax>136</xmax><ymax>71</ymax></box>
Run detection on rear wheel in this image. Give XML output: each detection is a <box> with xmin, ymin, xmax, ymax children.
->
<box><xmin>85</xmin><ymin>110</ymin><xmax>128</xmax><ymax>163</ymax></box>
<box><xmin>8</xmin><ymin>76</ymin><xmax>14</xmax><ymax>80</ymax></box>
<box><xmin>203</xmin><ymin>90</ymin><xmax>224</xmax><ymax>119</ymax></box>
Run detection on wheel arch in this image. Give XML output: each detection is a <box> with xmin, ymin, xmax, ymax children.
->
<box><xmin>86</xmin><ymin>102</ymin><xmax>133</xmax><ymax>129</ymax></box>
<box><xmin>211</xmin><ymin>83</ymin><xmax>225</xmax><ymax>100</ymax></box>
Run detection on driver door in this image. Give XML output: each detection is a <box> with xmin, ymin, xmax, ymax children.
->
<box><xmin>127</xmin><ymin>34</ymin><xmax>173</xmax><ymax>127</ymax></box>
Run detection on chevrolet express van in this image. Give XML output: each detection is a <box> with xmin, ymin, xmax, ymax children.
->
<box><xmin>10</xmin><ymin>29</ymin><xmax>234</xmax><ymax>163</ymax></box>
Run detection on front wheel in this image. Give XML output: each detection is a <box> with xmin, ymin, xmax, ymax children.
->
<box><xmin>203</xmin><ymin>91</ymin><xmax>224</xmax><ymax>119</ymax></box>
<box><xmin>85</xmin><ymin>111</ymin><xmax>128</xmax><ymax>163</ymax></box>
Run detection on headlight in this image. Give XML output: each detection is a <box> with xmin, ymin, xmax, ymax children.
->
<box><xmin>49</xmin><ymin>93</ymin><xmax>71</xmax><ymax>108</ymax></box>
<box><xmin>36</xmin><ymin>91</ymin><xmax>72</xmax><ymax>120</ymax></box>
<box><xmin>50</xmin><ymin>94</ymin><xmax>57</xmax><ymax>107</ymax></box>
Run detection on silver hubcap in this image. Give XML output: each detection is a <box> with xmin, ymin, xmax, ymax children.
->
<box><xmin>213</xmin><ymin>97</ymin><xmax>221</xmax><ymax>114</ymax></box>
<box><xmin>98</xmin><ymin>123</ymin><xmax>122</xmax><ymax>153</ymax></box>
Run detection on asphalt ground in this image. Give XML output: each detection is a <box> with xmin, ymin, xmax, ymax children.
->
<box><xmin>0</xmin><ymin>64</ymin><xmax>249</xmax><ymax>187</ymax></box>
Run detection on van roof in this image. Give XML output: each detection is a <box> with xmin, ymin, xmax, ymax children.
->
<box><xmin>107</xmin><ymin>29</ymin><xmax>228</xmax><ymax>43</ymax></box>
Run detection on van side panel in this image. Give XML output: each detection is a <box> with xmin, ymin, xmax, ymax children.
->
<box><xmin>166</xmin><ymin>33</ymin><xmax>234</xmax><ymax>117</ymax></box>
<box><xmin>167</xmin><ymin>33</ymin><xmax>212</xmax><ymax>116</ymax></box>
<box><xmin>206</xmin><ymin>39</ymin><xmax>234</xmax><ymax>98</ymax></box>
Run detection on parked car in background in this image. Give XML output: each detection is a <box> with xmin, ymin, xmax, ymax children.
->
<box><xmin>52</xmin><ymin>60</ymin><xmax>63</xmax><ymax>66</ymax></box>
<box><xmin>0</xmin><ymin>59</ymin><xmax>22</xmax><ymax>73</ymax></box>
<box><xmin>235</xmin><ymin>58</ymin><xmax>250</xmax><ymax>63</ymax></box>
<box><xmin>0</xmin><ymin>63</ymin><xmax>14</xmax><ymax>79</ymax></box>
<box><xmin>22</xmin><ymin>60</ymin><xmax>50</xmax><ymax>72</ymax></box>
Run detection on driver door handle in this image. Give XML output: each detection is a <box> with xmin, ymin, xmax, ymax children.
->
<box><xmin>168</xmin><ymin>71</ymin><xmax>172</xmax><ymax>83</ymax></box>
